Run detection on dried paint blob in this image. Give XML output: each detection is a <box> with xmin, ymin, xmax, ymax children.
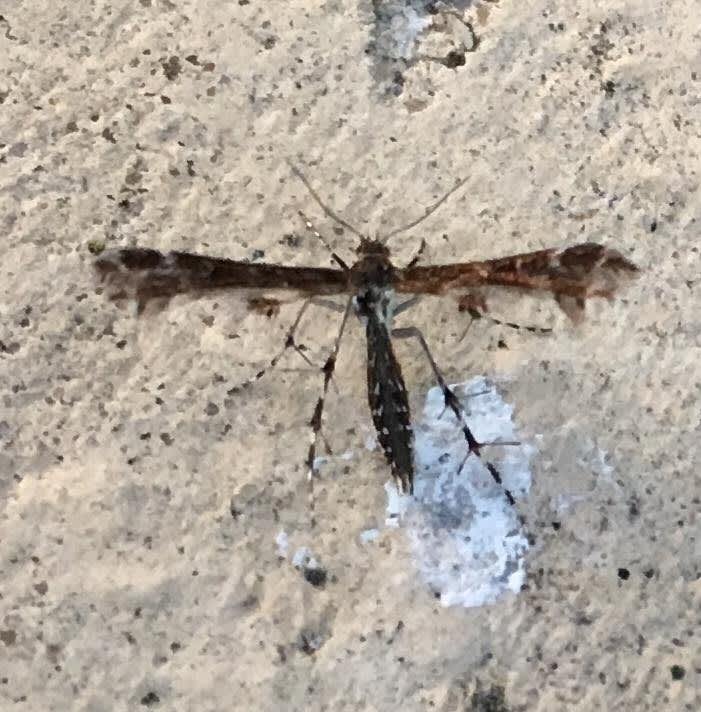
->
<box><xmin>373</xmin><ymin>2</ymin><xmax>432</xmax><ymax>61</ymax></box>
<box><xmin>387</xmin><ymin>377</ymin><xmax>534</xmax><ymax>608</ymax></box>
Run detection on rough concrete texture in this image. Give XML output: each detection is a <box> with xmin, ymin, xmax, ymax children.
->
<box><xmin>1</xmin><ymin>1</ymin><xmax>699</xmax><ymax>710</ymax></box>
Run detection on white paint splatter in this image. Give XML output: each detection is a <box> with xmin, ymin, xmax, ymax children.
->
<box><xmin>392</xmin><ymin>377</ymin><xmax>535</xmax><ymax>608</ymax></box>
<box><xmin>275</xmin><ymin>530</ymin><xmax>289</xmax><ymax>558</ymax></box>
<box><xmin>595</xmin><ymin>446</ymin><xmax>615</xmax><ymax>482</ymax></box>
<box><xmin>359</xmin><ymin>528</ymin><xmax>380</xmax><ymax>544</ymax></box>
<box><xmin>313</xmin><ymin>449</ymin><xmax>355</xmax><ymax>471</ymax></box>
<box><xmin>274</xmin><ymin>377</ymin><xmax>534</xmax><ymax>608</ymax></box>
<box><xmin>374</xmin><ymin>2</ymin><xmax>433</xmax><ymax>61</ymax></box>
<box><xmin>291</xmin><ymin>546</ymin><xmax>319</xmax><ymax>571</ymax></box>
<box><xmin>364</xmin><ymin>434</ymin><xmax>378</xmax><ymax>452</ymax></box>
<box><xmin>390</xmin><ymin>6</ymin><xmax>432</xmax><ymax>60</ymax></box>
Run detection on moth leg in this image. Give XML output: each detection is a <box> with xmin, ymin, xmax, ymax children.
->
<box><xmin>227</xmin><ymin>299</ymin><xmax>315</xmax><ymax>395</ymax></box>
<box><xmin>228</xmin><ymin>297</ymin><xmax>349</xmax><ymax>399</ymax></box>
<box><xmin>391</xmin><ymin>325</ymin><xmax>518</xmax><ymax>507</ymax></box>
<box><xmin>316</xmin><ymin>294</ymin><xmax>416</xmax><ymax>319</ymax></box>
<box><xmin>305</xmin><ymin>298</ymin><xmax>348</xmax><ymax>395</ymax></box>
<box><xmin>394</xmin><ymin>295</ymin><xmax>422</xmax><ymax>316</ymax></box>
<box><xmin>306</xmin><ymin>297</ymin><xmax>353</xmax><ymax>525</ymax></box>
<box><xmin>310</xmin><ymin>297</ymin><xmax>347</xmax><ymax>314</ymax></box>
<box><xmin>457</xmin><ymin>292</ymin><xmax>552</xmax><ymax>341</ymax></box>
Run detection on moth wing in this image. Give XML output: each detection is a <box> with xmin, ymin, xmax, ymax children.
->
<box><xmin>94</xmin><ymin>248</ymin><xmax>348</xmax><ymax>313</ymax></box>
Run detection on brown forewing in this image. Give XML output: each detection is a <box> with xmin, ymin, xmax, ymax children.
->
<box><xmin>393</xmin><ymin>243</ymin><xmax>638</xmax><ymax>319</ymax></box>
<box><xmin>94</xmin><ymin>248</ymin><xmax>349</xmax><ymax>310</ymax></box>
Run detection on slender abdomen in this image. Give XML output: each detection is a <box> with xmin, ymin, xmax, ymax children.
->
<box><xmin>365</xmin><ymin>315</ymin><xmax>415</xmax><ymax>494</ymax></box>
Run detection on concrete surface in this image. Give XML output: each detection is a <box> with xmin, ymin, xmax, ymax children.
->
<box><xmin>1</xmin><ymin>1</ymin><xmax>699</xmax><ymax>710</ymax></box>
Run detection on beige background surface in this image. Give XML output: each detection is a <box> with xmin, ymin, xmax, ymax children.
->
<box><xmin>1</xmin><ymin>1</ymin><xmax>699</xmax><ymax>710</ymax></box>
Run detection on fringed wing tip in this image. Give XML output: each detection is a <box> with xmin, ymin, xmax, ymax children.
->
<box><xmin>556</xmin><ymin>243</ymin><xmax>638</xmax><ymax>321</ymax></box>
<box><xmin>93</xmin><ymin>247</ymin><xmax>175</xmax><ymax>312</ymax></box>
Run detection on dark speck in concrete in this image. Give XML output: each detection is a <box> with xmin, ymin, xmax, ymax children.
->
<box><xmin>162</xmin><ymin>56</ymin><xmax>182</xmax><ymax>80</ymax></box>
<box><xmin>9</xmin><ymin>142</ymin><xmax>27</xmax><ymax>157</ymax></box>
<box><xmin>0</xmin><ymin>630</ymin><xmax>17</xmax><ymax>646</ymax></box>
<box><xmin>470</xmin><ymin>683</ymin><xmax>510</xmax><ymax>712</ymax></box>
<box><xmin>140</xmin><ymin>691</ymin><xmax>160</xmax><ymax>706</ymax></box>
<box><xmin>670</xmin><ymin>665</ymin><xmax>685</xmax><ymax>680</ymax></box>
<box><xmin>303</xmin><ymin>566</ymin><xmax>327</xmax><ymax>588</ymax></box>
<box><xmin>204</xmin><ymin>402</ymin><xmax>219</xmax><ymax>416</ymax></box>
<box><xmin>443</xmin><ymin>50</ymin><xmax>466</xmax><ymax>68</ymax></box>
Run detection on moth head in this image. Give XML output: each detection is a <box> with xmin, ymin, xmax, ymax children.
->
<box><xmin>356</xmin><ymin>237</ymin><xmax>390</xmax><ymax>258</ymax></box>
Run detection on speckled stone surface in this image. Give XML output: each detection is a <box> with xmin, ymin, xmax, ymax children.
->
<box><xmin>1</xmin><ymin>1</ymin><xmax>699</xmax><ymax>710</ymax></box>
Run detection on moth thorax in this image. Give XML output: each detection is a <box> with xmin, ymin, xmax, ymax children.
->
<box><xmin>355</xmin><ymin>286</ymin><xmax>396</xmax><ymax>327</ymax></box>
<box><xmin>350</xmin><ymin>252</ymin><xmax>396</xmax><ymax>291</ymax></box>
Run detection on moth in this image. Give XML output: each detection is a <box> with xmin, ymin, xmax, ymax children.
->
<box><xmin>94</xmin><ymin>166</ymin><xmax>638</xmax><ymax>507</ymax></box>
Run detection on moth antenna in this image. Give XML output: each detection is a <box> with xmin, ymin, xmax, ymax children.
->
<box><xmin>287</xmin><ymin>160</ymin><xmax>365</xmax><ymax>243</ymax></box>
<box><xmin>297</xmin><ymin>210</ymin><xmax>350</xmax><ymax>272</ymax></box>
<box><xmin>381</xmin><ymin>176</ymin><xmax>469</xmax><ymax>243</ymax></box>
